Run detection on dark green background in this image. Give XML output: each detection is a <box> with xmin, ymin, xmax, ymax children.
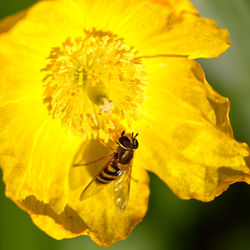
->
<box><xmin>0</xmin><ymin>0</ymin><xmax>250</xmax><ymax>249</ymax></box>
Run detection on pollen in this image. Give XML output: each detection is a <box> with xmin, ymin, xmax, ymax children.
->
<box><xmin>42</xmin><ymin>29</ymin><xmax>147</xmax><ymax>140</ymax></box>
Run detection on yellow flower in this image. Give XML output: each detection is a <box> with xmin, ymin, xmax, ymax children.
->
<box><xmin>0</xmin><ymin>0</ymin><xmax>249</xmax><ymax>246</ymax></box>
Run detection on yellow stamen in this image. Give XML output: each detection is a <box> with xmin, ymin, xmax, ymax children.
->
<box><xmin>42</xmin><ymin>29</ymin><xmax>147</xmax><ymax>140</ymax></box>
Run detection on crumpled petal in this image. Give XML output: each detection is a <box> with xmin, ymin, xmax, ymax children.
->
<box><xmin>133</xmin><ymin>57</ymin><xmax>250</xmax><ymax>201</ymax></box>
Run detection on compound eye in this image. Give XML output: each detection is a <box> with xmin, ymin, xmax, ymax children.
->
<box><xmin>132</xmin><ymin>138</ymin><xmax>139</xmax><ymax>149</ymax></box>
<box><xmin>119</xmin><ymin>136</ymin><xmax>132</xmax><ymax>148</ymax></box>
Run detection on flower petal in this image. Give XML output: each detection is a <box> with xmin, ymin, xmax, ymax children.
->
<box><xmin>0</xmin><ymin>0</ymin><xmax>85</xmax><ymax>61</ymax></box>
<box><xmin>75</xmin><ymin>0</ymin><xmax>229</xmax><ymax>59</ymax></box>
<box><xmin>0</xmin><ymin>99</ymin><xmax>82</xmax><ymax>212</ymax></box>
<box><xmin>133</xmin><ymin>57</ymin><xmax>250</xmax><ymax>201</ymax></box>
<box><xmin>0</xmin><ymin>99</ymin><xmax>149</xmax><ymax>245</ymax></box>
<box><xmin>140</xmin><ymin>13</ymin><xmax>230</xmax><ymax>59</ymax></box>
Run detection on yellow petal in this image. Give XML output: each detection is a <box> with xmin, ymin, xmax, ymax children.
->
<box><xmin>139</xmin><ymin>13</ymin><xmax>230</xmax><ymax>59</ymax></box>
<box><xmin>75</xmin><ymin>0</ymin><xmax>229</xmax><ymax>59</ymax></box>
<box><xmin>0</xmin><ymin>100</ymin><xmax>149</xmax><ymax>246</ymax></box>
<box><xmin>133</xmin><ymin>57</ymin><xmax>250</xmax><ymax>201</ymax></box>
<box><xmin>147</xmin><ymin>0</ymin><xmax>229</xmax><ymax>58</ymax></box>
<box><xmin>0</xmin><ymin>0</ymin><xmax>85</xmax><ymax>58</ymax></box>
<box><xmin>19</xmin><ymin>168</ymin><xmax>148</xmax><ymax>246</ymax></box>
<box><xmin>0</xmin><ymin>99</ymin><xmax>81</xmax><ymax>212</ymax></box>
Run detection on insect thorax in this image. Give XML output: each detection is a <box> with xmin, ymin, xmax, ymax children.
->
<box><xmin>118</xmin><ymin>148</ymin><xmax>134</xmax><ymax>165</ymax></box>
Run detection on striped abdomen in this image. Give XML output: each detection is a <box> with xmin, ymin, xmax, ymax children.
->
<box><xmin>96</xmin><ymin>148</ymin><xmax>134</xmax><ymax>184</ymax></box>
<box><xmin>96</xmin><ymin>160</ymin><xmax>123</xmax><ymax>184</ymax></box>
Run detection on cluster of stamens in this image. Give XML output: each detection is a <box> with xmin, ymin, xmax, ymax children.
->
<box><xmin>42</xmin><ymin>29</ymin><xmax>147</xmax><ymax>140</ymax></box>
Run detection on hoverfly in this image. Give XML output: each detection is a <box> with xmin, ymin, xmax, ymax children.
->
<box><xmin>74</xmin><ymin>131</ymin><xmax>139</xmax><ymax>212</ymax></box>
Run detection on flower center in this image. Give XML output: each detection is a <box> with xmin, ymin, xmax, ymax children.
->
<box><xmin>42</xmin><ymin>29</ymin><xmax>147</xmax><ymax>140</ymax></box>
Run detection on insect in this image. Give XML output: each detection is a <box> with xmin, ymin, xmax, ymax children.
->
<box><xmin>75</xmin><ymin>131</ymin><xmax>138</xmax><ymax>212</ymax></box>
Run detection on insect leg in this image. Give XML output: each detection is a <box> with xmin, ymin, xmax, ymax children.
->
<box><xmin>73</xmin><ymin>153</ymin><xmax>113</xmax><ymax>167</ymax></box>
<box><xmin>99</xmin><ymin>139</ymin><xmax>114</xmax><ymax>151</ymax></box>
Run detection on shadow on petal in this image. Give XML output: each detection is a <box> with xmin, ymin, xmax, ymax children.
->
<box><xmin>203</xmin><ymin>158</ymin><xmax>250</xmax><ymax>201</ymax></box>
<box><xmin>69</xmin><ymin>139</ymin><xmax>112</xmax><ymax>191</ymax></box>
<box><xmin>20</xmin><ymin>195</ymin><xmax>88</xmax><ymax>238</ymax></box>
<box><xmin>218</xmin><ymin>161</ymin><xmax>250</xmax><ymax>186</ymax></box>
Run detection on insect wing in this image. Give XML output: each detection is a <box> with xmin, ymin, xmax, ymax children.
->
<box><xmin>80</xmin><ymin>177</ymin><xmax>104</xmax><ymax>201</ymax></box>
<box><xmin>80</xmin><ymin>160</ymin><xmax>112</xmax><ymax>201</ymax></box>
<box><xmin>113</xmin><ymin>163</ymin><xmax>132</xmax><ymax>212</ymax></box>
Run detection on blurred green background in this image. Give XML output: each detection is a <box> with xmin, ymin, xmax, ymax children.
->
<box><xmin>0</xmin><ymin>0</ymin><xmax>250</xmax><ymax>249</ymax></box>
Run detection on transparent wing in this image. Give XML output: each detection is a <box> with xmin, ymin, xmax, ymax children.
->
<box><xmin>80</xmin><ymin>177</ymin><xmax>105</xmax><ymax>201</ymax></box>
<box><xmin>113</xmin><ymin>163</ymin><xmax>132</xmax><ymax>212</ymax></box>
<box><xmin>80</xmin><ymin>160</ymin><xmax>112</xmax><ymax>201</ymax></box>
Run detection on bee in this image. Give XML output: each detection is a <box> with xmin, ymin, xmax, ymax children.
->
<box><xmin>74</xmin><ymin>131</ymin><xmax>138</xmax><ymax>212</ymax></box>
